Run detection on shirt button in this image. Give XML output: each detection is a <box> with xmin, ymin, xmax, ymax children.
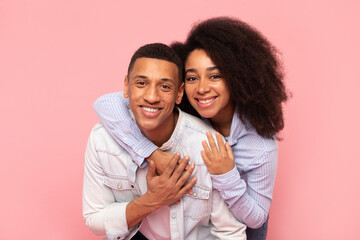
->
<box><xmin>117</xmin><ymin>185</ymin><xmax>122</xmax><ymax>189</ymax></box>
<box><xmin>117</xmin><ymin>237</ymin><xmax>120</xmax><ymax>240</ymax></box>
<box><xmin>193</xmin><ymin>193</ymin><xmax>197</xmax><ymax>197</ymax></box>
<box><xmin>131</xmin><ymin>185</ymin><xmax>134</xmax><ymax>188</ymax></box>
<box><xmin>172</xmin><ymin>214</ymin><xmax>176</xmax><ymax>219</ymax></box>
<box><xmin>139</xmin><ymin>149</ymin><xmax>143</xmax><ymax>153</ymax></box>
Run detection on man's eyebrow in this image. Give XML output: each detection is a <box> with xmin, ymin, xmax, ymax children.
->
<box><xmin>133</xmin><ymin>75</ymin><xmax>147</xmax><ymax>79</ymax></box>
<box><xmin>185</xmin><ymin>66</ymin><xmax>218</xmax><ymax>74</ymax></box>
<box><xmin>132</xmin><ymin>75</ymin><xmax>176</xmax><ymax>84</ymax></box>
<box><xmin>160</xmin><ymin>78</ymin><xmax>176</xmax><ymax>84</ymax></box>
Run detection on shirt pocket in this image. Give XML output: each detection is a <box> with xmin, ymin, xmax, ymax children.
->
<box><xmin>103</xmin><ymin>174</ymin><xmax>137</xmax><ymax>202</ymax></box>
<box><xmin>183</xmin><ymin>184</ymin><xmax>211</xmax><ymax>219</ymax></box>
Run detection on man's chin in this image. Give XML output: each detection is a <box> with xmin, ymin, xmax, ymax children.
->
<box><xmin>136</xmin><ymin>121</ymin><xmax>160</xmax><ymax>133</ymax></box>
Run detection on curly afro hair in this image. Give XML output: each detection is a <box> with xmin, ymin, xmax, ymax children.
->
<box><xmin>171</xmin><ymin>17</ymin><xmax>288</xmax><ymax>139</ymax></box>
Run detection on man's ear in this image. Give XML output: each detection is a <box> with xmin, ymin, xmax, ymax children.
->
<box><xmin>175</xmin><ymin>82</ymin><xmax>185</xmax><ymax>105</ymax></box>
<box><xmin>123</xmin><ymin>75</ymin><xmax>129</xmax><ymax>98</ymax></box>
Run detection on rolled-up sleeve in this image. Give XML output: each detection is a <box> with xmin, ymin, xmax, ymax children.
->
<box><xmin>82</xmin><ymin>128</ymin><xmax>132</xmax><ymax>240</ymax></box>
<box><xmin>209</xmin><ymin>189</ymin><xmax>247</xmax><ymax>239</ymax></box>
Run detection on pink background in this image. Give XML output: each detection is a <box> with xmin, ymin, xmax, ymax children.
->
<box><xmin>1</xmin><ymin>0</ymin><xmax>359</xmax><ymax>239</ymax></box>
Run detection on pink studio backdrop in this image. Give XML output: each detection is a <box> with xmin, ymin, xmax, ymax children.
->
<box><xmin>1</xmin><ymin>0</ymin><xmax>359</xmax><ymax>239</ymax></box>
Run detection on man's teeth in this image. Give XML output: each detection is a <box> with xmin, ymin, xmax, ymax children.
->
<box><xmin>198</xmin><ymin>98</ymin><xmax>215</xmax><ymax>104</ymax></box>
<box><xmin>142</xmin><ymin>107</ymin><xmax>159</xmax><ymax>113</ymax></box>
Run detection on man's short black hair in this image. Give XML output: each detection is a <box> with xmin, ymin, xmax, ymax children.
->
<box><xmin>127</xmin><ymin>43</ymin><xmax>183</xmax><ymax>84</ymax></box>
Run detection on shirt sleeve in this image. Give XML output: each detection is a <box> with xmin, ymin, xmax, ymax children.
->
<box><xmin>209</xmin><ymin>189</ymin><xmax>247</xmax><ymax>239</ymax></box>
<box><xmin>82</xmin><ymin>128</ymin><xmax>137</xmax><ymax>240</ymax></box>
<box><xmin>210</xmin><ymin>150</ymin><xmax>278</xmax><ymax>229</ymax></box>
<box><xmin>93</xmin><ymin>92</ymin><xmax>158</xmax><ymax>167</ymax></box>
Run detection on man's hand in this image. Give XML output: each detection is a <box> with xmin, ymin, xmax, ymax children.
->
<box><xmin>144</xmin><ymin>152</ymin><xmax>196</xmax><ymax>208</ymax></box>
<box><xmin>201</xmin><ymin>131</ymin><xmax>235</xmax><ymax>175</ymax></box>
<box><xmin>126</xmin><ymin>153</ymin><xmax>196</xmax><ymax>228</ymax></box>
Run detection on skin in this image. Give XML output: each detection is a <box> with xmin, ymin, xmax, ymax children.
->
<box><xmin>148</xmin><ymin>49</ymin><xmax>236</xmax><ymax>175</ymax></box>
<box><xmin>184</xmin><ymin>49</ymin><xmax>234</xmax><ymax>136</ymax></box>
<box><xmin>124</xmin><ymin>57</ymin><xmax>184</xmax><ymax>146</ymax></box>
<box><xmin>184</xmin><ymin>49</ymin><xmax>235</xmax><ymax>175</ymax></box>
<box><xmin>123</xmin><ymin>57</ymin><xmax>196</xmax><ymax>228</ymax></box>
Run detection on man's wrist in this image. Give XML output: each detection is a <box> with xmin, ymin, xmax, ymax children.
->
<box><xmin>132</xmin><ymin>192</ymin><xmax>160</xmax><ymax>214</ymax></box>
<box><xmin>126</xmin><ymin>195</ymin><xmax>158</xmax><ymax>228</ymax></box>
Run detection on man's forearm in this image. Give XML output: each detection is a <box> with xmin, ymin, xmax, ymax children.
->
<box><xmin>126</xmin><ymin>194</ymin><xmax>159</xmax><ymax>228</ymax></box>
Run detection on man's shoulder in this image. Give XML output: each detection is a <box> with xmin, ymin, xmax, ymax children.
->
<box><xmin>90</xmin><ymin>123</ymin><xmax>112</xmax><ymax>141</ymax></box>
<box><xmin>89</xmin><ymin>123</ymin><xmax>128</xmax><ymax>156</ymax></box>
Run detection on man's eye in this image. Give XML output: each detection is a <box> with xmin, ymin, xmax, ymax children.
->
<box><xmin>161</xmin><ymin>84</ymin><xmax>170</xmax><ymax>89</ymax></box>
<box><xmin>136</xmin><ymin>81</ymin><xmax>146</xmax><ymax>86</ymax></box>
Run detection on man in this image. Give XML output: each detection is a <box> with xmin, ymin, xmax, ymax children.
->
<box><xmin>83</xmin><ymin>43</ymin><xmax>246</xmax><ymax>239</ymax></box>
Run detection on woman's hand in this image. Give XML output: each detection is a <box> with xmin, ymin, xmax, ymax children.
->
<box><xmin>201</xmin><ymin>131</ymin><xmax>235</xmax><ymax>175</ymax></box>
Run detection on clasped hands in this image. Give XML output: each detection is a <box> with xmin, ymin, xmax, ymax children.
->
<box><xmin>143</xmin><ymin>153</ymin><xmax>196</xmax><ymax>210</ymax></box>
<box><xmin>144</xmin><ymin>131</ymin><xmax>234</xmax><ymax>209</ymax></box>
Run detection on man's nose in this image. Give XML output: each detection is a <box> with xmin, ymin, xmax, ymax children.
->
<box><xmin>144</xmin><ymin>86</ymin><xmax>160</xmax><ymax>103</ymax></box>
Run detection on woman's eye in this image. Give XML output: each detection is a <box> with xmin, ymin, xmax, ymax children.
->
<box><xmin>210</xmin><ymin>74</ymin><xmax>221</xmax><ymax>79</ymax></box>
<box><xmin>186</xmin><ymin>76</ymin><xmax>197</xmax><ymax>82</ymax></box>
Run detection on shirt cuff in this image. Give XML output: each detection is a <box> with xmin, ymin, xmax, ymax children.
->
<box><xmin>131</xmin><ymin>139</ymin><xmax>158</xmax><ymax>167</ymax></box>
<box><xmin>210</xmin><ymin>166</ymin><xmax>242</xmax><ymax>190</ymax></box>
<box><xmin>104</xmin><ymin>202</ymin><xmax>131</xmax><ymax>239</ymax></box>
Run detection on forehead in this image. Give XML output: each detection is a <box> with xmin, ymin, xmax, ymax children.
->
<box><xmin>185</xmin><ymin>49</ymin><xmax>215</xmax><ymax>69</ymax></box>
<box><xmin>129</xmin><ymin>57</ymin><xmax>179</xmax><ymax>82</ymax></box>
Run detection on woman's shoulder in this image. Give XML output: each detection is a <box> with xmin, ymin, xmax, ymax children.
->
<box><xmin>231</xmin><ymin>114</ymin><xmax>278</xmax><ymax>152</ymax></box>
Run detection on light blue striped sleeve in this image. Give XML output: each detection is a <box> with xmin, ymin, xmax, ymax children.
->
<box><xmin>93</xmin><ymin>92</ymin><xmax>158</xmax><ymax>167</ymax></box>
<box><xmin>210</xmin><ymin>148</ymin><xmax>278</xmax><ymax>229</ymax></box>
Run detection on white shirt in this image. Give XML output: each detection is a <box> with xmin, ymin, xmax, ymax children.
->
<box><xmin>94</xmin><ymin>92</ymin><xmax>278</xmax><ymax>228</ymax></box>
<box><xmin>83</xmin><ymin>109</ymin><xmax>246</xmax><ymax>240</ymax></box>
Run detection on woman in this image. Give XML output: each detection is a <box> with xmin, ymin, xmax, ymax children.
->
<box><xmin>94</xmin><ymin>17</ymin><xmax>288</xmax><ymax>240</ymax></box>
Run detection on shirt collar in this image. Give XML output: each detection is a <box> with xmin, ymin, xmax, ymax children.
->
<box><xmin>203</xmin><ymin>109</ymin><xmax>246</xmax><ymax>146</ymax></box>
<box><xmin>159</xmin><ymin>107</ymin><xmax>185</xmax><ymax>151</ymax></box>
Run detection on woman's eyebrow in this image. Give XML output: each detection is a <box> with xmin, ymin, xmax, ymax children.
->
<box><xmin>185</xmin><ymin>68</ymin><xmax>197</xmax><ymax>74</ymax></box>
<box><xmin>206</xmin><ymin>66</ymin><xmax>218</xmax><ymax>71</ymax></box>
<box><xmin>185</xmin><ymin>66</ymin><xmax>218</xmax><ymax>74</ymax></box>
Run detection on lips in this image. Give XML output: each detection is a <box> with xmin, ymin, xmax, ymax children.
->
<box><xmin>195</xmin><ymin>97</ymin><xmax>217</xmax><ymax>107</ymax></box>
<box><xmin>140</xmin><ymin>106</ymin><xmax>162</xmax><ymax>118</ymax></box>
<box><xmin>142</xmin><ymin>106</ymin><xmax>159</xmax><ymax>113</ymax></box>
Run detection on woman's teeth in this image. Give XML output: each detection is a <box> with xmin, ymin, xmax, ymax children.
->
<box><xmin>198</xmin><ymin>98</ymin><xmax>215</xmax><ymax>104</ymax></box>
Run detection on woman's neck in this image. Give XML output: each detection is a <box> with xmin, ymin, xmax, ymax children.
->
<box><xmin>210</xmin><ymin>107</ymin><xmax>234</xmax><ymax>137</ymax></box>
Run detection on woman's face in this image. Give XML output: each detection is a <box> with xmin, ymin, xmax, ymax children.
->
<box><xmin>184</xmin><ymin>49</ymin><xmax>233</xmax><ymax>121</ymax></box>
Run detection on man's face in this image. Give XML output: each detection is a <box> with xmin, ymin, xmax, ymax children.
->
<box><xmin>124</xmin><ymin>57</ymin><xmax>184</xmax><ymax>137</ymax></box>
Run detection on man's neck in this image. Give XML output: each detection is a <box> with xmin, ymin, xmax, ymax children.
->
<box><xmin>142</xmin><ymin>110</ymin><xmax>179</xmax><ymax>147</ymax></box>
